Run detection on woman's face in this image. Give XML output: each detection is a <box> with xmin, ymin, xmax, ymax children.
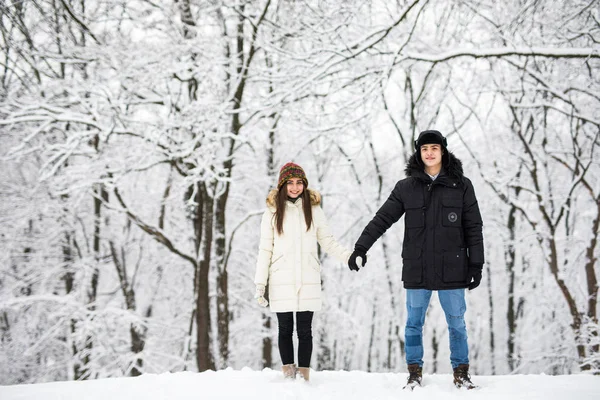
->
<box><xmin>286</xmin><ymin>178</ymin><xmax>304</xmax><ymax>198</ymax></box>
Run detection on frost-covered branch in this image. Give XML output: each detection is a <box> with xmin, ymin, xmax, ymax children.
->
<box><xmin>400</xmin><ymin>47</ymin><xmax>600</xmax><ymax>63</ymax></box>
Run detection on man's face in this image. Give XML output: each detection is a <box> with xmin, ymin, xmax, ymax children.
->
<box><xmin>420</xmin><ymin>144</ymin><xmax>443</xmax><ymax>169</ymax></box>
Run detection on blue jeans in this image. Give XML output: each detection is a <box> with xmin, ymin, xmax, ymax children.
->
<box><xmin>405</xmin><ymin>288</ymin><xmax>469</xmax><ymax>369</ymax></box>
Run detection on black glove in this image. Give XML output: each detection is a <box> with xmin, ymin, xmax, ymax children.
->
<box><xmin>467</xmin><ymin>265</ymin><xmax>483</xmax><ymax>290</ymax></box>
<box><xmin>348</xmin><ymin>247</ymin><xmax>367</xmax><ymax>272</ymax></box>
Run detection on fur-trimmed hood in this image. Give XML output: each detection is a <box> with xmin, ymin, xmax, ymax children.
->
<box><xmin>266</xmin><ymin>188</ymin><xmax>321</xmax><ymax>209</ymax></box>
<box><xmin>405</xmin><ymin>150</ymin><xmax>464</xmax><ymax>180</ymax></box>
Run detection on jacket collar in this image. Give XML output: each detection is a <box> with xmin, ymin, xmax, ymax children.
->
<box><xmin>405</xmin><ymin>151</ymin><xmax>465</xmax><ymax>186</ymax></box>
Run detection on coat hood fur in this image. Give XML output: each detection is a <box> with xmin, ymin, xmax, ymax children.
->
<box><xmin>405</xmin><ymin>150</ymin><xmax>464</xmax><ymax>180</ymax></box>
<box><xmin>266</xmin><ymin>188</ymin><xmax>321</xmax><ymax>209</ymax></box>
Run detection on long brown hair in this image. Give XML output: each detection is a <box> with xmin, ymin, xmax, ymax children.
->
<box><xmin>274</xmin><ymin>183</ymin><xmax>313</xmax><ymax>235</ymax></box>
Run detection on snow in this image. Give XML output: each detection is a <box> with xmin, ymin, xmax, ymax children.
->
<box><xmin>1</xmin><ymin>368</ymin><xmax>599</xmax><ymax>400</ymax></box>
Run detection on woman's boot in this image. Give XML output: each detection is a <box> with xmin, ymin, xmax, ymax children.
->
<box><xmin>282</xmin><ymin>364</ymin><xmax>297</xmax><ymax>379</ymax></box>
<box><xmin>297</xmin><ymin>367</ymin><xmax>310</xmax><ymax>381</ymax></box>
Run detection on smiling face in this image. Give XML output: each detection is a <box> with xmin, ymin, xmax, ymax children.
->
<box><xmin>286</xmin><ymin>178</ymin><xmax>304</xmax><ymax>198</ymax></box>
<box><xmin>420</xmin><ymin>143</ymin><xmax>443</xmax><ymax>173</ymax></box>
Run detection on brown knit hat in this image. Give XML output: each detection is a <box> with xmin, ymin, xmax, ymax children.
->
<box><xmin>278</xmin><ymin>162</ymin><xmax>308</xmax><ymax>189</ymax></box>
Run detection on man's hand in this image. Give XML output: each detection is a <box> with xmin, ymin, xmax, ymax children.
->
<box><xmin>348</xmin><ymin>248</ymin><xmax>367</xmax><ymax>272</ymax></box>
<box><xmin>467</xmin><ymin>266</ymin><xmax>483</xmax><ymax>290</ymax></box>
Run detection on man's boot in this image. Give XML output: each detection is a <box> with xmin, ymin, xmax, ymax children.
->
<box><xmin>453</xmin><ymin>364</ymin><xmax>476</xmax><ymax>389</ymax></box>
<box><xmin>282</xmin><ymin>364</ymin><xmax>297</xmax><ymax>379</ymax></box>
<box><xmin>403</xmin><ymin>364</ymin><xmax>422</xmax><ymax>390</ymax></box>
<box><xmin>297</xmin><ymin>367</ymin><xmax>310</xmax><ymax>381</ymax></box>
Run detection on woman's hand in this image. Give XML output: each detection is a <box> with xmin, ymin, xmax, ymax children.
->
<box><xmin>254</xmin><ymin>284</ymin><xmax>269</xmax><ymax>307</ymax></box>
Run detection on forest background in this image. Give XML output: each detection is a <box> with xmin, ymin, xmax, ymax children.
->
<box><xmin>1</xmin><ymin>0</ymin><xmax>599</xmax><ymax>384</ymax></box>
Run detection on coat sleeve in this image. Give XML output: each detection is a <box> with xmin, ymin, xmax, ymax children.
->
<box><xmin>354</xmin><ymin>181</ymin><xmax>405</xmax><ymax>252</ymax></box>
<box><xmin>462</xmin><ymin>177</ymin><xmax>485</xmax><ymax>266</ymax></box>
<box><xmin>254</xmin><ymin>209</ymin><xmax>275</xmax><ymax>286</ymax></box>
<box><xmin>314</xmin><ymin>206</ymin><xmax>352</xmax><ymax>264</ymax></box>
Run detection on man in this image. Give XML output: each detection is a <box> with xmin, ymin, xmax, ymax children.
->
<box><xmin>348</xmin><ymin>130</ymin><xmax>484</xmax><ymax>390</ymax></box>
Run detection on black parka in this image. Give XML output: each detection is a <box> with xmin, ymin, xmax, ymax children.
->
<box><xmin>355</xmin><ymin>152</ymin><xmax>484</xmax><ymax>290</ymax></box>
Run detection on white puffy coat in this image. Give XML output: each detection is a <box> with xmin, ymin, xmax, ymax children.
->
<box><xmin>254</xmin><ymin>189</ymin><xmax>351</xmax><ymax>312</ymax></box>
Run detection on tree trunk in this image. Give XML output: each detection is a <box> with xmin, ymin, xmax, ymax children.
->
<box><xmin>196</xmin><ymin>182</ymin><xmax>215</xmax><ymax>371</ymax></box>
<box><xmin>431</xmin><ymin>328</ymin><xmax>438</xmax><ymax>373</ymax></box>
<box><xmin>109</xmin><ymin>241</ymin><xmax>146</xmax><ymax>376</ymax></box>
<box><xmin>548</xmin><ymin>236</ymin><xmax>587</xmax><ymax>364</ymax></box>
<box><xmin>367</xmin><ymin>299</ymin><xmax>378</xmax><ymax>372</ymax></box>
<box><xmin>213</xmin><ymin>0</ymin><xmax>272</xmax><ymax>367</ymax></box>
<box><xmin>506</xmin><ymin>205</ymin><xmax>518</xmax><ymax>371</ymax></box>
<box><xmin>63</xmin><ymin>231</ymin><xmax>79</xmax><ymax>380</ymax></box>
<box><xmin>259</xmin><ymin>50</ymin><xmax>279</xmax><ymax>370</ymax></box>
<box><xmin>382</xmin><ymin>239</ymin><xmax>402</xmax><ymax>370</ymax></box>
<box><xmin>74</xmin><ymin>184</ymin><xmax>105</xmax><ymax>380</ymax></box>
<box><xmin>583</xmin><ymin>199</ymin><xmax>599</xmax><ymax>365</ymax></box>
<box><xmin>486</xmin><ymin>263</ymin><xmax>496</xmax><ymax>374</ymax></box>
<box><xmin>215</xmin><ymin>191</ymin><xmax>229</xmax><ymax>367</ymax></box>
<box><xmin>261</xmin><ymin>284</ymin><xmax>273</xmax><ymax>368</ymax></box>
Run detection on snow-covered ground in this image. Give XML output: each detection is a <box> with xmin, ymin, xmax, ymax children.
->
<box><xmin>1</xmin><ymin>368</ymin><xmax>599</xmax><ymax>400</ymax></box>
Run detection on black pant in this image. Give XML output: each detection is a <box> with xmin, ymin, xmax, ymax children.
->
<box><xmin>276</xmin><ymin>311</ymin><xmax>314</xmax><ymax>368</ymax></box>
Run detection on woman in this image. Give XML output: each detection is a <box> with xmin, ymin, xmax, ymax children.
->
<box><xmin>254</xmin><ymin>162</ymin><xmax>351</xmax><ymax>381</ymax></box>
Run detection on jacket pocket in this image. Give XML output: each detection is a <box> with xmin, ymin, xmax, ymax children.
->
<box><xmin>442</xmin><ymin>248</ymin><xmax>468</xmax><ymax>283</ymax></box>
<box><xmin>404</xmin><ymin>194</ymin><xmax>425</xmax><ymax>228</ymax></box>
<box><xmin>310</xmin><ymin>253</ymin><xmax>321</xmax><ymax>272</ymax></box>
<box><xmin>442</xmin><ymin>192</ymin><xmax>462</xmax><ymax>228</ymax></box>
<box><xmin>270</xmin><ymin>254</ymin><xmax>284</xmax><ymax>273</ymax></box>
<box><xmin>401</xmin><ymin>247</ymin><xmax>422</xmax><ymax>283</ymax></box>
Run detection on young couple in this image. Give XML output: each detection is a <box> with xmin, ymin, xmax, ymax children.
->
<box><xmin>254</xmin><ymin>130</ymin><xmax>484</xmax><ymax>389</ymax></box>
